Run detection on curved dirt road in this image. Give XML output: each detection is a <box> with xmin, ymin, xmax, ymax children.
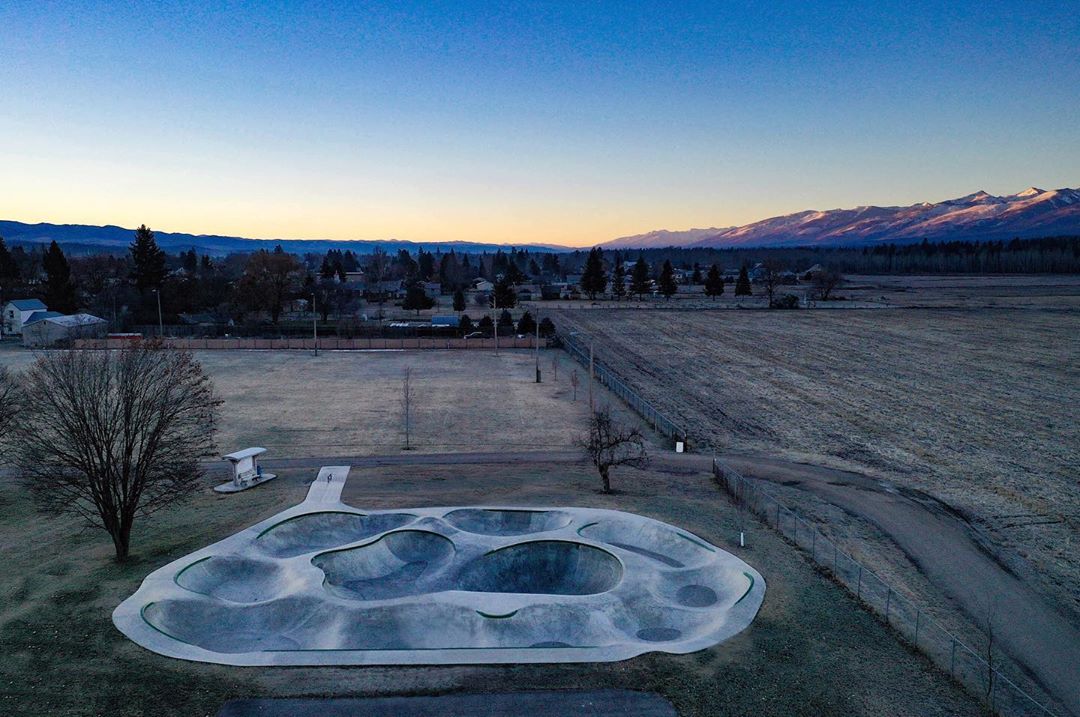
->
<box><xmin>721</xmin><ymin>455</ymin><xmax>1080</xmax><ymax>717</ymax></box>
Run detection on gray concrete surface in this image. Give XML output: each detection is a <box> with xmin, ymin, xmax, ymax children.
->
<box><xmin>114</xmin><ymin>465</ymin><xmax>764</xmax><ymax>666</ymax></box>
<box><xmin>216</xmin><ymin>690</ymin><xmax>678</xmax><ymax>716</ymax></box>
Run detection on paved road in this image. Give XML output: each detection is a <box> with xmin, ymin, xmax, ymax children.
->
<box><xmin>217</xmin><ymin>690</ymin><xmax>677</xmax><ymax>717</ymax></box>
<box><xmin>721</xmin><ymin>454</ymin><xmax>1080</xmax><ymax>717</ymax></box>
<box><xmin>209</xmin><ymin>448</ymin><xmax>1079</xmax><ymax>715</ymax></box>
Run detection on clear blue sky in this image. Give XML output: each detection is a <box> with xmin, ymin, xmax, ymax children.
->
<box><xmin>2</xmin><ymin>1</ymin><xmax>1077</xmax><ymax>245</ymax></box>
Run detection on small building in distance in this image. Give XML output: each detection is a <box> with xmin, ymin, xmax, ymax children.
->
<box><xmin>22</xmin><ymin>313</ymin><xmax>108</xmax><ymax>347</ymax></box>
<box><xmin>3</xmin><ymin>298</ymin><xmax>48</xmax><ymax>335</ymax></box>
<box><xmin>430</xmin><ymin>315</ymin><xmax>460</xmax><ymax>328</ymax></box>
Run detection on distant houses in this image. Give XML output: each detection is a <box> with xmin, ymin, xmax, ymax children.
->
<box><xmin>3</xmin><ymin>298</ymin><xmax>48</xmax><ymax>335</ymax></box>
<box><xmin>3</xmin><ymin>297</ymin><xmax>107</xmax><ymax>346</ymax></box>
<box><xmin>22</xmin><ymin>313</ymin><xmax>108</xmax><ymax>347</ymax></box>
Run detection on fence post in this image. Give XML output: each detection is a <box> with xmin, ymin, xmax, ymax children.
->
<box><xmin>776</xmin><ymin>503</ymin><xmax>781</xmax><ymax>528</ymax></box>
<box><xmin>914</xmin><ymin>609</ymin><xmax>921</xmax><ymax>645</ymax></box>
<box><xmin>949</xmin><ymin>639</ymin><xmax>956</xmax><ymax>677</ymax></box>
<box><xmin>885</xmin><ymin>589</ymin><xmax>891</xmax><ymax>624</ymax></box>
<box><xmin>856</xmin><ymin>565</ymin><xmax>863</xmax><ymax>599</ymax></box>
<box><xmin>811</xmin><ymin>530</ymin><xmax>817</xmax><ymax>560</ymax></box>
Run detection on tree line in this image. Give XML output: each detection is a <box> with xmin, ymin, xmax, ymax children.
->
<box><xmin>2</xmin><ymin>229</ymin><xmax>1075</xmax><ymax>331</ymax></box>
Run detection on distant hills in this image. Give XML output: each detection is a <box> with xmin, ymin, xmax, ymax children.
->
<box><xmin>0</xmin><ymin>221</ymin><xmax>573</xmax><ymax>256</ymax></box>
<box><xmin>4</xmin><ymin>186</ymin><xmax>1078</xmax><ymax>256</ymax></box>
<box><xmin>604</xmin><ymin>187</ymin><xmax>1080</xmax><ymax>249</ymax></box>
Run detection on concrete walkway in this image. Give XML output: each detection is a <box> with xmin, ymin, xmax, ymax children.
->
<box><xmin>304</xmin><ymin>465</ymin><xmax>351</xmax><ymax>505</ymax></box>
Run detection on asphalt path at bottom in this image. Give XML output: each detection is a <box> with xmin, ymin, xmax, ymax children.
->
<box><xmin>217</xmin><ymin>690</ymin><xmax>677</xmax><ymax>717</ymax></box>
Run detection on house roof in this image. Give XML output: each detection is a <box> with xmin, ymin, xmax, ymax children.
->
<box><xmin>23</xmin><ymin>311</ymin><xmax>64</xmax><ymax>326</ymax></box>
<box><xmin>40</xmin><ymin>313</ymin><xmax>107</xmax><ymax>328</ymax></box>
<box><xmin>8</xmin><ymin>299</ymin><xmax>47</xmax><ymax>311</ymax></box>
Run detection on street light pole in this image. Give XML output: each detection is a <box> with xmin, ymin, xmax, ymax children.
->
<box><xmin>154</xmin><ymin>289</ymin><xmax>163</xmax><ymax>337</ymax></box>
<box><xmin>535</xmin><ymin>310</ymin><xmax>541</xmax><ymax>383</ymax></box>
<box><xmin>312</xmin><ymin>292</ymin><xmax>318</xmax><ymax>357</ymax></box>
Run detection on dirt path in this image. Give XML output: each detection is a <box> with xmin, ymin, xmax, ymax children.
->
<box><xmin>721</xmin><ymin>454</ymin><xmax>1080</xmax><ymax>717</ymax></box>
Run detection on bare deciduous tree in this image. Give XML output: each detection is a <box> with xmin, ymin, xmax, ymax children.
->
<box><xmin>760</xmin><ymin>258</ymin><xmax>785</xmax><ymax>307</ymax></box>
<box><xmin>0</xmin><ymin>367</ymin><xmax>22</xmax><ymax>456</ymax></box>
<box><xmin>12</xmin><ymin>343</ymin><xmax>220</xmax><ymax>561</ymax></box>
<box><xmin>810</xmin><ymin>267</ymin><xmax>844</xmax><ymax>301</ymax></box>
<box><xmin>579</xmin><ymin>408</ymin><xmax>649</xmax><ymax>493</ymax></box>
<box><xmin>401</xmin><ymin>366</ymin><xmax>415</xmax><ymax>450</ymax></box>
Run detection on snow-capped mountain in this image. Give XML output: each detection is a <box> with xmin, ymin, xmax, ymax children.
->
<box><xmin>603</xmin><ymin>227</ymin><xmax>733</xmax><ymax>249</ymax></box>
<box><xmin>602</xmin><ymin>187</ymin><xmax>1080</xmax><ymax>249</ymax></box>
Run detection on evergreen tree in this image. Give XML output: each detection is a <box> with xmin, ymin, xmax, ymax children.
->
<box><xmin>0</xmin><ymin>237</ymin><xmax>19</xmax><ymax>281</ymax></box>
<box><xmin>539</xmin><ymin>316</ymin><xmax>556</xmax><ymax>337</ymax></box>
<box><xmin>658</xmin><ymin>260</ymin><xmax>678</xmax><ymax>299</ymax></box>
<box><xmin>735</xmin><ymin>265</ymin><xmax>752</xmax><ymax>296</ymax></box>
<box><xmin>516</xmin><ymin>311</ymin><xmax>536</xmax><ymax>335</ymax></box>
<box><xmin>498</xmin><ymin>309</ymin><xmax>514</xmax><ymax>329</ymax></box>
<box><xmin>505</xmin><ymin>261</ymin><xmax>526</xmax><ymax>285</ymax></box>
<box><xmin>129</xmin><ymin>225</ymin><xmax>166</xmax><ymax>291</ymax></box>
<box><xmin>630</xmin><ymin>256</ymin><xmax>651</xmax><ymax>298</ymax></box>
<box><xmin>611</xmin><ymin>260</ymin><xmax>626</xmax><ymax>300</ymax></box>
<box><xmin>182</xmin><ymin>248</ymin><xmax>198</xmax><ymax>274</ymax></box>
<box><xmin>200</xmin><ymin>254</ymin><xmax>214</xmax><ymax>273</ymax></box>
<box><xmin>452</xmin><ymin>288</ymin><xmax>466</xmax><ymax>313</ymax></box>
<box><xmin>42</xmin><ymin>241</ymin><xmax>77</xmax><ymax>313</ymax></box>
<box><xmin>402</xmin><ymin>274</ymin><xmax>435</xmax><ymax>315</ymax></box>
<box><xmin>705</xmin><ymin>264</ymin><xmax>725</xmax><ymax>298</ymax></box>
<box><xmin>459</xmin><ymin>314</ymin><xmax>474</xmax><ymax>335</ymax></box>
<box><xmin>580</xmin><ymin>247</ymin><xmax>608</xmax><ymax>299</ymax></box>
<box><xmin>492</xmin><ymin>276</ymin><xmax>517</xmax><ymax>308</ymax></box>
<box><xmin>417</xmin><ymin>249</ymin><xmax>436</xmax><ymax>280</ymax></box>
<box><xmin>691</xmin><ymin>263</ymin><xmax>703</xmax><ymax>284</ymax></box>
<box><xmin>319</xmin><ymin>254</ymin><xmax>337</xmax><ymax>280</ymax></box>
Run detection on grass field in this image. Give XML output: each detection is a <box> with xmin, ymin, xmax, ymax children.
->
<box><xmin>0</xmin><ymin>346</ymin><xmax>641</xmax><ymax>458</ymax></box>
<box><xmin>551</xmin><ymin>299</ymin><xmax>1080</xmax><ymax>624</ymax></box>
<box><xmin>0</xmin><ymin>460</ymin><xmax>981</xmax><ymax>717</ymax></box>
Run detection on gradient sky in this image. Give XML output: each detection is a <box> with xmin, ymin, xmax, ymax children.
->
<box><xmin>2</xmin><ymin>1</ymin><xmax>1078</xmax><ymax>247</ymax></box>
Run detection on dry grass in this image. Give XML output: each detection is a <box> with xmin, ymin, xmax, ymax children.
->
<box><xmin>0</xmin><ymin>461</ymin><xmax>981</xmax><ymax>716</ymax></box>
<box><xmin>552</xmin><ymin>302</ymin><xmax>1080</xmax><ymax>620</ymax></box>
<box><xmin>0</xmin><ymin>347</ymin><xmax>642</xmax><ymax>458</ymax></box>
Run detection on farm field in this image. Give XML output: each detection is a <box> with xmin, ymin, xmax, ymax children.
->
<box><xmin>0</xmin><ymin>347</ymin><xmax>638</xmax><ymax>458</ymax></box>
<box><xmin>0</xmin><ymin>457</ymin><xmax>982</xmax><ymax>717</ymax></box>
<box><xmin>551</xmin><ymin>302</ymin><xmax>1080</xmax><ymax>623</ymax></box>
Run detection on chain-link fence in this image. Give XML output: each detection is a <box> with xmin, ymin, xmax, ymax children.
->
<box><xmin>713</xmin><ymin>459</ymin><xmax>1056</xmax><ymax>717</ymax></box>
<box><xmin>556</xmin><ymin>328</ymin><xmax>1056</xmax><ymax>716</ymax></box>
<box><xmin>559</xmin><ymin>332</ymin><xmax>686</xmax><ymax>442</ymax></box>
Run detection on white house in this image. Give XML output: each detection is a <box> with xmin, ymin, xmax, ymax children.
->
<box><xmin>3</xmin><ymin>299</ymin><xmax>47</xmax><ymax>335</ymax></box>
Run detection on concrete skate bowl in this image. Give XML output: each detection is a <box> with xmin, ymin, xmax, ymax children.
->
<box><xmin>115</xmin><ymin>505</ymin><xmax>765</xmax><ymax>665</ymax></box>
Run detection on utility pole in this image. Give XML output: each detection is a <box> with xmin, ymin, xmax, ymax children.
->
<box><xmin>535</xmin><ymin>310</ymin><xmax>541</xmax><ymax>383</ymax></box>
<box><xmin>588</xmin><ymin>340</ymin><xmax>595</xmax><ymax>412</ymax></box>
<box><xmin>312</xmin><ymin>292</ymin><xmax>318</xmax><ymax>357</ymax></box>
<box><xmin>492</xmin><ymin>302</ymin><xmax>499</xmax><ymax>356</ymax></box>
<box><xmin>153</xmin><ymin>289</ymin><xmax>163</xmax><ymax>337</ymax></box>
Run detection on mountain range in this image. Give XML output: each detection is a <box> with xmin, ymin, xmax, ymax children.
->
<box><xmin>0</xmin><ymin>221</ymin><xmax>573</xmax><ymax>256</ymax></box>
<box><xmin>3</xmin><ymin>186</ymin><xmax>1077</xmax><ymax>255</ymax></box>
<box><xmin>603</xmin><ymin>187</ymin><xmax>1080</xmax><ymax>249</ymax></box>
